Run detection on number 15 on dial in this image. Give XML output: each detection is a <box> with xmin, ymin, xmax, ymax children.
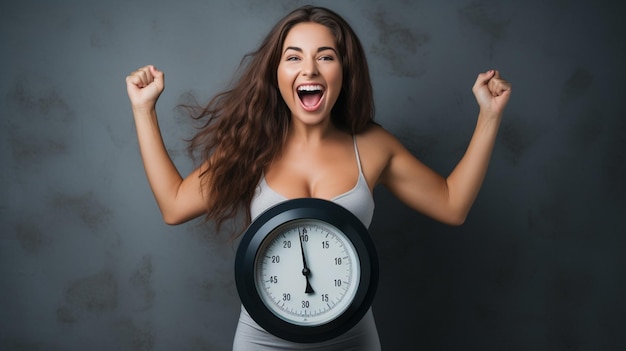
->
<box><xmin>235</xmin><ymin>198</ymin><xmax>378</xmax><ymax>343</ymax></box>
<box><xmin>257</xmin><ymin>219</ymin><xmax>360</xmax><ymax>326</ymax></box>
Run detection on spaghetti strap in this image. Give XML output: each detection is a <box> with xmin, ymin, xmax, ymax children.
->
<box><xmin>242</xmin><ymin>135</ymin><xmax>379</xmax><ymax>350</ymax></box>
<box><xmin>252</xmin><ymin>134</ymin><xmax>375</xmax><ymax>227</ymax></box>
<box><xmin>353</xmin><ymin>135</ymin><xmax>364</xmax><ymax>174</ymax></box>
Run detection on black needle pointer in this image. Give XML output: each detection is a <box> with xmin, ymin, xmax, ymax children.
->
<box><xmin>298</xmin><ymin>227</ymin><xmax>315</xmax><ymax>294</ymax></box>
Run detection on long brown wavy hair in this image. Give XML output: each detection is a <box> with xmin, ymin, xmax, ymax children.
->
<box><xmin>186</xmin><ymin>5</ymin><xmax>375</xmax><ymax>232</ymax></box>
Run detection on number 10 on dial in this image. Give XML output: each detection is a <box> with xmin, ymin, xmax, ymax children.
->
<box><xmin>256</xmin><ymin>219</ymin><xmax>360</xmax><ymax>326</ymax></box>
<box><xmin>235</xmin><ymin>198</ymin><xmax>378</xmax><ymax>343</ymax></box>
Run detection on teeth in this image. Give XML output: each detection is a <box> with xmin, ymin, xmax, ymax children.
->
<box><xmin>297</xmin><ymin>85</ymin><xmax>323</xmax><ymax>92</ymax></box>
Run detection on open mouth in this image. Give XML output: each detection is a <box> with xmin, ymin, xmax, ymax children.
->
<box><xmin>297</xmin><ymin>84</ymin><xmax>325</xmax><ymax>111</ymax></box>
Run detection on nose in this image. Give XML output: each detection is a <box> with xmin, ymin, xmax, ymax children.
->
<box><xmin>301</xmin><ymin>58</ymin><xmax>318</xmax><ymax>77</ymax></box>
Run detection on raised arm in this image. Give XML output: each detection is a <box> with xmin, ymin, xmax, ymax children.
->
<box><xmin>126</xmin><ymin>65</ymin><xmax>208</xmax><ymax>224</ymax></box>
<box><xmin>380</xmin><ymin>70</ymin><xmax>511</xmax><ymax>225</ymax></box>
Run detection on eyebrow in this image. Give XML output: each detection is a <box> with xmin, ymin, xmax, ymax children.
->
<box><xmin>283</xmin><ymin>46</ymin><xmax>338</xmax><ymax>55</ymax></box>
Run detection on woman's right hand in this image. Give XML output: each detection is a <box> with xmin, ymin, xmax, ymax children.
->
<box><xmin>125</xmin><ymin>65</ymin><xmax>165</xmax><ymax>111</ymax></box>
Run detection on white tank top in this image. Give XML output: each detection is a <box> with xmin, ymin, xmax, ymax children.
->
<box><xmin>235</xmin><ymin>136</ymin><xmax>380</xmax><ymax>350</ymax></box>
<box><xmin>250</xmin><ymin>136</ymin><xmax>375</xmax><ymax>228</ymax></box>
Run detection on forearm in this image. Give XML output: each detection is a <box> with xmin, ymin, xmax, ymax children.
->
<box><xmin>445</xmin><ymin>111</ymin><xmax>502</xmax><ymax>222</ymax></box>
<box><xmin>381</xmin><ymin>70</ymin><xmax>510</xmax><ymax>225</ymax></box>
<box><xmin>132</xmin><ymin>107</ymin><xmax>184</xmax><ymax>219</ymax></box>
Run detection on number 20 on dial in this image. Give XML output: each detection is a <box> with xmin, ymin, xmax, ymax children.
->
<box><xmin>256</xmin><ymin>219</ymin><xmax>360</xmax><ymax>326</ymax></box>
<box><xmin>235</xmin><ymin>198</ymin><xmax>378</xmax><ymax>343</ymax></box>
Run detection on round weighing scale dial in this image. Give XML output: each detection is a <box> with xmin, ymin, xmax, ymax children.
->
<box><xmin>235</xmin><ymin>198</ymin><xmax>379</xmax><ymax>343</ymax></box>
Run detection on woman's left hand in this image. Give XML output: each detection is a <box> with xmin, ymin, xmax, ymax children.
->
<box><xmin>472</xmin><ymin>70</ymin><xmax>512</xmax><ymax>117</ymax></box>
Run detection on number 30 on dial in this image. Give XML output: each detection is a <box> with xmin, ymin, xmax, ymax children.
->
<box><xmin>235</xmin><ymin>198</ymin><xmax>378</xmax><ymax>343</ymax></box>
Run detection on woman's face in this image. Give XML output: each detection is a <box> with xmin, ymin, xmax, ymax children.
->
<box><xmin>277</xmin><ymin>22</ymin><xmax>343</xmax><ymax>128</ymax></box>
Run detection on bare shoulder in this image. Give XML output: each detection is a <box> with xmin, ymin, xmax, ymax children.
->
<box><xmin>357</xmin><ymin>123</ymin><xmax>405</xmax><ymax>154</ymax></box>
<box><xmin>355</xmin><ymin>123</ymin><xmax>406</xmax><ymax>187</ymax></box>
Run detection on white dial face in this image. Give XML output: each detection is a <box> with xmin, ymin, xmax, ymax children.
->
<box><xmin>254</xmin><ymin>219</ymin><xmax>361</xmax><ymax>326</ymax></box>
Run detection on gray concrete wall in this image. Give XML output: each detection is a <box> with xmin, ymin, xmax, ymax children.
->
<box><xmin>1</xmin><ymin>0</ymin><xmax>624</xmax><ymax>350</ymax></box>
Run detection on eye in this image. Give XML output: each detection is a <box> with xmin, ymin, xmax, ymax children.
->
<box><xmin>318</xmin><ymin>55</ymin><xmax>335</xmax><ymax>61</ymax></box>
<box><xmin>286</xmin><ymin>55</ymin><xmax>300</xmax><ymax>62</ymax></box>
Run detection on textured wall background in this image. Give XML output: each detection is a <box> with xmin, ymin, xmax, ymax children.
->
<box><xmin>1</xmin><ymin>0</ymin><xmax>625</xmax><ymax>350</ymax></box>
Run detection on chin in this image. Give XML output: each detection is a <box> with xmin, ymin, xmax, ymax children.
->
<box><xmin>292</xmin><ymin>109</ymin><xmax>331</xmax><ymax>125</ymax></box>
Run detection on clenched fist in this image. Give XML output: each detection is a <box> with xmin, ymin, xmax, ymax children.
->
<box><xmin>472</xmin><ymin>70</ymin><xmax>511</xmax><ymax>118</ymax></box>
<box><xmin>126</xmin><ymin>65</ymin><xmax>165</xmax><ymax>111</ymax></box>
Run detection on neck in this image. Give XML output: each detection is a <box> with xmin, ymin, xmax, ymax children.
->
<box><xmin>287</xmin><ymin>117</ymin><xmax>337</xmax><ymax>147</ymax></box>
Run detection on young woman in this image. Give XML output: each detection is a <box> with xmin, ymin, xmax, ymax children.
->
<box><xmin>126</xmin><ymin>5</ymin><xmax>511</xmax><ymax>350</ymax></box>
